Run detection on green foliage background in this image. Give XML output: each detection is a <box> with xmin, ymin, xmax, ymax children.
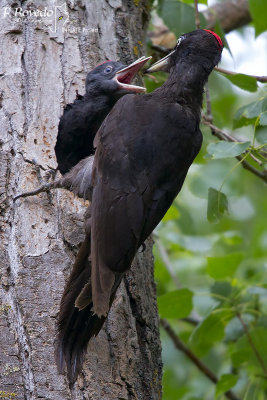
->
<box><xmin>145</xmin><ymin>0</ymin><xmax>267</xmax><ymax>398</ymax></box>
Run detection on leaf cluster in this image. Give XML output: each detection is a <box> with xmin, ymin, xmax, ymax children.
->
<box><xmin>146</xmin><ymin>0</ymin><xmax>267</xmax><ymax>398</ymax></box>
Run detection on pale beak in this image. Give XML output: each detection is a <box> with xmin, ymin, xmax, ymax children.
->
<box><xmin>145</xmin><ymin>50</ymin><xmax>175</xmax><ymax>73</ymax></box>
<box><xmin>113</xmin><ymin>56</ymin><xmax>152</xmax><ymax>93</ymax></box>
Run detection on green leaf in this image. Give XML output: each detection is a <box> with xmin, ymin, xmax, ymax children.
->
<box><xmin>211</xmin><ymin>281</ymin><xmax>233</xmax><ymax>299</ymax></box>
<box><xmin>154</xmin><ymin>246</ymin><xmax>172</xmax><ymax>289</ymax></box>
<box><xmin>207</xmin><ymin>187</ymin><xmax>228</xmax><ymax>223</ymax></box>
<box><xmin>232</xmin><ymin>327</ymin><xmax>267</xmax><ymax>369</ymax></box>
<box><xmin>221</xmin><ymin>231</ymin><xmax>243</xmax><ymax>246</ymax></box>
<box><xmin>187</xmin><ymin>398</ymin><xmax>203</xmax><ymax>400</ymax></box>
<box><xmin>254</xmin><ymin>109</ymin><xmax>267</xmax><ymax>143</ymax></box>
<box><xmin>158</xmin><ymin>0</ymin><xmax>205</xmax><ymax>38</ymax></box>
<box><xmin>157</xmin><ymin>0</ymin><xmax>164</xmax><ymax>13</ymax></box>
<box><xmin>233</xmin><ymin>97</ymin><xmax>267</xmax><ymax>129</ymax></box>
<box><xmin>255</xmin><ymin>125</ymin><xmax>267</xmax><ymax>144</ymax></box>
<box><xmin>234</xmin><ymin>96</ymin><xmax>267</xmax><ymax>129</ymax></box>
<box><xmin>248</xmin><ymin>0</ymin><xmax>267</xmax><ymax>36</ymax></box>
<box><xmin>223</xmin><ymin>73</ymin><xmax>257</xmax><ymax>92</ymax></box>
<box><xmin>206</xmin><ymin>253</ymin><xmax>243</xmax><ymax>280</ymax></box>
<box><xmin>236</xmin><ymin>101</ymin><xmax>261</xmax><ymax>118</ymax></box>
<box><xmin>190</xmin><ymin>313</ymin><xmax>225</xmax><ymax>356</ymax></box>
<box><xmin>263</xmin><ymin>96</ymin><xmax>267</xmax><ymax>112</ymax></box>
<box><xmin>162</xmin><ymin>204</ymin><xmax>180</xmax><ymax>222</ymax></box>
<box><xmin>215</xmin><ymin>374</ymin><xmax>238</xmax><ymax>398</ymax></box>
<box><xmin>206</xmin><ymin>141</ymin><xmax>251</xmax><ymax>159</ymax></box>
<box><xmin>158</xmin><ymin>288</ymin><xmax>193</xmax><ymax>318</ymax></box>
<box><xmin>232</xmin><ymin>350</ymin><xmax>251</xmax><ymax>369</ymax></box>
<box><xmin>233</xmin><ymin>116</ymin><xmax>256</xmax><ymax>130</ymax></box>
<box><xmin>144</xmin><ymin>72</ymin><xmax>168</xmax><ymax>94</ymax></box>
<box><xmin>260</xmin><ymin>111</ymin><xmax>267</xmax><ymax>126</ymax></box>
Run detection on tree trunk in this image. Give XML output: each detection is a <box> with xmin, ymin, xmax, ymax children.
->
<box><xmin>0</xmin><ymin>1</ymin><xmax>162</xmax><ymax>399</ymax></box>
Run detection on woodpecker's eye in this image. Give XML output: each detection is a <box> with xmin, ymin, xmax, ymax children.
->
<box><xmin>177</xmin><ymin>36</ymin><xmax>185</xmax><ymax>46</ymax></box>
<box><xmin>104</xmin><ymin>65</ymin><xmax>113</xmax><ymax>74</ymax></box>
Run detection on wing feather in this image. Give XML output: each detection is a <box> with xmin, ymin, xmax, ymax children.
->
<box><xmin>90</xmin><ymin>94</ymin><xmax>202</xmax><ymax>315</ymax></box>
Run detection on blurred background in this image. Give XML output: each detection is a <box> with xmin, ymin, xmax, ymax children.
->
<box><xmin>145</xmin><ymin>0</ymin><xmax>267</xmax><ymax>398</ymax></box>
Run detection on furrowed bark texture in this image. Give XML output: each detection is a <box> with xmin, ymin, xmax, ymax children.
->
<box><xmin>0</xmin><ymin>1</ymin><xmax>162</xmax><ymax>399</ymax></box>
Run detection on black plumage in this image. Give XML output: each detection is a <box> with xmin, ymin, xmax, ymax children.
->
<box><xmin>55</xmin><ymin>29</ymin><xmax>223</xmax><ymax>385</ymax></box>
<box><xmin>55</xmin><ymin>58</ymin><xmax>150</xmax><ymax>174</ymax></box>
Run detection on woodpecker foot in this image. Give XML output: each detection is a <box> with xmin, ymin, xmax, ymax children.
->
<box><xmin>43</xmin><ymin>167</ymin><xmax>57</xmax><ymax>203</ymax></box>
<box><xmin>29</xmin><ymin>159</ymin><xmax>43</xmax><ymax>184</ymax></box>
<box><xmin>17</xmin><ymin>153</ymin><xmax>47</xmax><ymax>181</ymax></box>
<box><xmin>14</xmin><ymin>156</ymin><xmax>58</xmax><ymax>203</ymax></box>
<box><xmin>44</xmin><ymin>167</ymin><xmax>57</xmax><ymax>182</ymax></box>
<box><xmin>13</xmin><ymin>182</ymin><xmax>53</xmax><ymax>202</ymax></box>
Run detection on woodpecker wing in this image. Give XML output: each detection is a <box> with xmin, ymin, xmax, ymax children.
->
<box><xmin>90</xmin><ymin>93</ymin><xmax>202</xmax><ymax>316</ymax></box>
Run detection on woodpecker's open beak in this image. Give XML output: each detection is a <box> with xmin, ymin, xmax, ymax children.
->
<box><xmin>145</xmin><ymin>50</ymin><xmax>175</xmax><ymax>73</ymax></box>
<box><xmin>113</xmin><ymin>56</ymin><xmax>152</xmax><ymax>93</ymax></box>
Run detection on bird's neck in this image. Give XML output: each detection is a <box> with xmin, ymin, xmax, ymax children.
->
<box><xmin>84</xmin><ymin>92</ymin><xmax>117</xmax><ymax>109</ymax></box>
<box><xmin>157</xmin><ymin>61</ymin><xmax>209</xmax><ymax>114</ymax></box>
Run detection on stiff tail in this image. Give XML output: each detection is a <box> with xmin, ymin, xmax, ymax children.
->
<box><xmin>55</xmin><ymin>235</ymin><xmax>121</xmax><ymax>386</ymax></box>
<box><xmin>56</xmin><ymin>301</ymin><xmax>106</xmax><ymax>386</ymax></box>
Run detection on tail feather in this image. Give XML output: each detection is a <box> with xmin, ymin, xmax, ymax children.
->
<box><xmin>55</xmin><ymin>235</ymin><xmax>122</xmax><ymax>386</ymax></box>
<box><xmin>56</xmin><ymin>236</ymin><xmax>91</xmax><ymax>354</ymax></box>
<box><xmin>60</xmin><ymin>305</ymin><xmax>106</xmax><ymax>385</ymax></box>
<box><xmin>74</xmin><ymin>280</ymin><xmax>92</xmax><ymax>310</ymax></box>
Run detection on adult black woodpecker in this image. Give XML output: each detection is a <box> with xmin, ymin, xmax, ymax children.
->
<box><xmin>55</xmin><ymin>56</ymin><xmax>151</xmax><ymax>175</ymax></box>
<box><xmin>55</xmin><ymin>29</ymin><xmax>223</xmax><ymax>386</ymax></box>
<box><xmin>14</xmin><ymin>56</ymin><xmax>151</xmax><ymax>202</ymax></box>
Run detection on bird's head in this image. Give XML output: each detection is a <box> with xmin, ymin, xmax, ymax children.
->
<box><xmin>146</xmin><ymin>29</ymin><xmax>223</xmax><ymax>74</ymax></box>
<box><xmin>85</xmin><ymin>56</ymin><xmax>151</xmax><ymax>98</ymax></box>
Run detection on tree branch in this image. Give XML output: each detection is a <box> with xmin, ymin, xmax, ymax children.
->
<box><xmin>194</xmin><ymin>0</ymin><xmax>200</xmax><ymax>30</ymax></box>
<box><xmin>150</xmin><ymin>0</ymin><xmax>251</xmax><ymax>44</ymax></box>
<box><xmin>215</xmin><ymin>67</ymin><xmax>267</xmax><ymax>84</ymax></box>
<box><xmin>181</xmin><ymin>317</ymin><xmax>201</xmax><ymax>326</ymax></box>
<box><xmin>203</xmin><ymin>0</ymin><xmax>251</xmax><ymax>33</ymax></box>
<box><xmin>235</xmin><ymin>155</ymin><xmax>267</xmax><ymax>182</ymax></box>
<box><xmin>160</xmin><ymin>319</ymin><xmax>240</xmax><ymax>400</ymax></box>
<box><xmin>204</xmin><ymin>84</ymin><xmax>213</xmax><ymax>123</ymax></box>
<box><xmin>236</xmin><ymin>313</ymin><xmax>267</xmax><ymax>379</ymax></box>
<box><xmin>202</xmin><ymin>119</ymin><xmax>267</xmax><ymax>183</ymax></box>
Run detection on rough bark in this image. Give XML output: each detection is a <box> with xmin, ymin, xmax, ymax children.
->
<box><xmin>0</xmin><ymin>1</ymin><xmax>162</xmax><ymax>399</ymax></box>
<box><xmin>203</xmin><ymin>0</ymin><xmax>251</xmax><ymax>33</ymax></box>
